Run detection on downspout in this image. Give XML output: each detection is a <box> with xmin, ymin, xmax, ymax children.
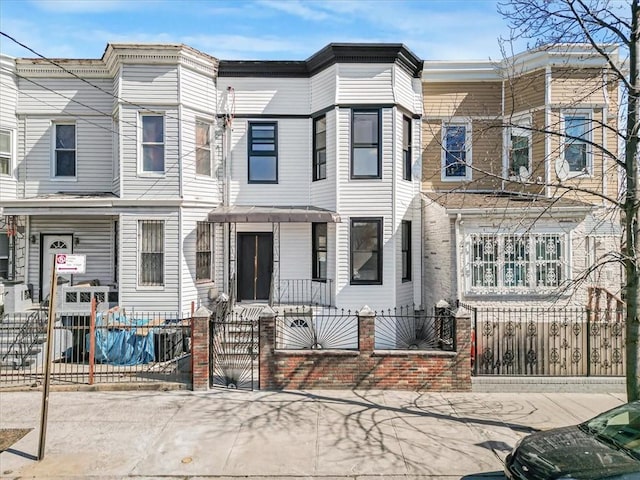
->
<box><xmin>601</xmin><ymin>70</ymin><xmax>610</xmax><ymax>203</ymax></box>
<box><xmin>177</xmin><ymin>63</ymin><xmax>183</xmax><ymax>312</ymax></box>
<box><xmin>545</xmin><ymin>66</ymin><xmax>552</xmax><ymax>197</ymax></box>
<box><xmin>454</xmin><ymin>213</ymin><xmax>463</xmax><ymax>301</ymax></box>
<box><xmin>392</xmin><ymin>107</ymin><xmax>396</xmax><ymax>292</ymax></box>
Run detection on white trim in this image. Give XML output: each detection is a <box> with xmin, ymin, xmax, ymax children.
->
<box><xmin>50</xmin><ymin>120</ymin><xmax>77</xmax><ymax>180</ymax></box>
<box><xmin>0</xmin><ymin>127</ymin><xmax>14</xmax><ymax>177</ymax></box>
<box><xmin>136</xmin><ymin>218</ymin><xmax>166</xmax><ymax>289</ymax></box>
<box><xmin>138</xmin><ymin>112</ymin><xmax>166</xmax><ymax>175</ymax></box>
<box><xmin>561</xmin><ymin>109</ymin><xmax>594</xmax><ymax>177</ymax></box>
<box><xmin>441</xmin><ymin>120</ymin><xmax>472</xmax><ymax>182</ymax></box>
<box><xmin>462</xmin><ymin>229</ymin><xmax>570</xmax><ymax>295</ymax></box>
<box><xmin>195</xmin><ymin>118</ymin><xmax>214</xmax><ymax>177</ymax></box>
<box><xmin>505</xmin><ymin>114</ymin><xmax>533</xmax><ymax>181</ymax></box>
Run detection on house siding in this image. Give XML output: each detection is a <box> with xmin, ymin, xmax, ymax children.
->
<box><xmin>217</xmin><ymin>77</ymin><xmax>310</xmax><ymax>115</ymax></box>
<box><xmin>28</xmin><ymin>216</ymin><xmax>116</xmax><ymax>302</ymax></box>
<box><xmin>504</xmin><ymin>70</ymin><xmax>546</xmax><ymax>114</ymax></box>
<box><xmin>310</xmin><ymin>109</ymin><xmax>336</xmax><ymax>210</ymax></box>
<box><xmin>120</xmin><ymin>65</ymin><xmax>179</xmax><ymax>104</ymax></box>
<box><xmin>424</xmin><ymin>81</ymin><xmax>502</xmax><ymax>118</ymax></box>
<box><xmin>118</xmin><ymin>211</ymin><xmax>181</xmax><ymax>313</ymax></box>
<box><xmin>336</xmin><ymin>64</ymin><xmax>394</xmax><ymax>104</ymax></box>
<box><xmin>229</xmin><ymin>118</ymin><xmax>311</xmax><ymax>205</ymax></box>
<box><xmin>119</xmin><ymin>105</ymin><xmax>181</xmax><ymax>198</ymax></box>
<box><xmin>310</xmin><ymin>65</ymin><xmax>337</xmax><ymax>113</ymax></box>
<box><xmin>0</xmin><ymin>56</ymin><xmax>18</xmax><ymax>202</ymax></box>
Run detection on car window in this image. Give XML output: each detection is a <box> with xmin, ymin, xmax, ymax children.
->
<box><xmin>585</xmin><ymin>403</ymin><xmax>640</xmax><ymax>455</ymax></box>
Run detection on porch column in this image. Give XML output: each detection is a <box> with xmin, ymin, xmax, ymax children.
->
<box><xmin>452</xmin><ymin>308</ymin><xmax>472</xmax><ymax>390</ymax></box>
<box><xmin>191</xmin><ymin>306</ymin><xmax>212</xmax><ymax>391</ymax></box>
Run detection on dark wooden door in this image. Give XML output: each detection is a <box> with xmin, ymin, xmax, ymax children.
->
<box><xmin>237</xmin><ymin>233</ymin><xmax>273</xmax><ymax>301</ymax></box>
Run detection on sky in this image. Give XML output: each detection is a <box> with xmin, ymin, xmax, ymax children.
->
<box><xmin>0</xmin><ymin>0</ymin><xmax>527</xmax><ymax>62</ymax></box>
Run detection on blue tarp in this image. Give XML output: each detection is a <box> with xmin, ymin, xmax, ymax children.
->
<box><xmin>86</xmin><ymin>311</ymin><xmax>156</xmax><ymax>366</ymax></box>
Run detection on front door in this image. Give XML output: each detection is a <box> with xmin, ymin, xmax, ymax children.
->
<box><xmin>41</xmin><ymin>234</ymin><xmax>73</xmax><ymax>300</ymax></box>
<box><xmin>237</xmin><ymin>233</ymin><xmax>273</xmax><ymax>302</ymax></box>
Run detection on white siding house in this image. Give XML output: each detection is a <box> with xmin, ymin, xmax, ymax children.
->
<box><xmin>1</xmin><ymin>43</ymin><xmax>423</xmax><ymax>314</ymax></box>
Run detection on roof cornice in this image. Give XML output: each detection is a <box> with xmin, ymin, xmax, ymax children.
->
<box><xmin>219</xmin><ymin>43</ymin><xmax>422</xmax><ymax>78</ymax></box>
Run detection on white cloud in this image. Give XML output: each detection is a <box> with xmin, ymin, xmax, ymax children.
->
<box><xmin>256</xmin><ymin>0</ymin><xmax>330</xmax><ymax>21</ymax></box>
<box><xmin>29</xmin><ymin>0</ymin><xmax>142</xmax><ymax>13</ymax></box>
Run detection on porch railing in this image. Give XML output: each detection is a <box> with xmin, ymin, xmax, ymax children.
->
<box><xmin>270</xmin><ymin>279</ymin><xmax>334</xmax><ymax>307</ymax></box>
<box><xmin>375</xmin><ymin>306</ymin><xmax>455</xmax><ymax>351</ymax></box>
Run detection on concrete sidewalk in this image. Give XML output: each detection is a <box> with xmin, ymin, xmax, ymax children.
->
<box><xmin>0</xmin><ymin>389</ymin><xmax>627</xmax><ymax>479</ymax></box>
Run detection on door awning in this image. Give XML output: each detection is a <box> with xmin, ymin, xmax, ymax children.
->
<box><xmin>207</xmin><ymin>205</ymin><xmax>341</xmax><ymax>223</ymax></box>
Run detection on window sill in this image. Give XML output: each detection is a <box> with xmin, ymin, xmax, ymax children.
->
<box><xmin>49</xmin><ymin>177</ymin><xmax>78</xmax><ymax>182</ymax></box>
<box><xmin>402</xmin><ymin>278</ymin><xmax>412</xmax><ymax>283</ymax></box>
<box><xmin>248</xmin><ymin>180</ymin><xmax>278</xmax><ymax>184</ymax></box>
<box><xmin>441</xmin><ymin>176</ymin><xmax>471</xmax><ymax>182</ymax></box>
<box><xmin>350</xmin><ymin>280</ymin><xmax>382</xmax><ymax>286</ymax></box>
<box><xmin>350</xmin><ymin>176</ymin><xmax>382</xmax><ymax>180</ymax></box>
<box><xmin>138</xmin><ymin>172</ymin><xmax>166</xmax><ymax>178</ymax></box>
<box><xmin>136</xmin><ymin>285</ymin><xmax>165</xmax><ymax>291</ymax></box>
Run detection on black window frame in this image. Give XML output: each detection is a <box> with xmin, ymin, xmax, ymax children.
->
<box><xmin>313</xmin><ymin>115</ymin><xmax>327</xmax><ymax>181</ymax></box>
<box><xmin>401</xmin><ymin>220</ymin><xmax>411</xmax><ymax>282</ymax></box>
<box><xmin>350</xmin><ymin>217</ymin><xmax>383</xmax><ymax>285</ymax></box>
<box><xmin>402</xmin><ymin>116</ymin><xmax>411</xmax><ymax>181</ymax></box>
<box><xmin>248</xmin><ymin>121</ymin><xmax>278</xmax><ymax>184</ymax></box>
<box><xmin>312</xmin><ymin>222</ymin><xmax>327</xmax><ymax>282</ymax></box>
<box><xmin>351</xmin><ymin>109</ymin><xmax>381</xmax><ymax>179</ymax></box>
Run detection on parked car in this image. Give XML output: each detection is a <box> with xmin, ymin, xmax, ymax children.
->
<box><xmin>505</xmin><ymin>401</ymin><xmax>640</xmax><ymax>479</ymax></box>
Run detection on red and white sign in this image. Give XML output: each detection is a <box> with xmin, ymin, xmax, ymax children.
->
<box><xmin>55</xmin><ymin>254</ymin><xmax>86</xmax><ymax>274</ymax></box>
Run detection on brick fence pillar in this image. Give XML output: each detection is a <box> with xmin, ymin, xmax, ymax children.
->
<box><xmin>358</xmin><ymin>305</ymin><xmax>375</xmax><ymax>354</ymax></box>
<box><xmin>453</xmin><ymin>308</ymin><xmax>472</xmax><ymax>390</ymax></box>
<box><xmin>191</xmin><ymin>306</ymin><xmax>212</xmax><ymax>391</ymax></box>
<box><xmin>258</xmin><ymin>306</ymin><xmax>276</xmax><ymax>390</ymax></box>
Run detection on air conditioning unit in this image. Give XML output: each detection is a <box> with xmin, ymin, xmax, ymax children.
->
<box><xmin>3</xmin><ymin>282</ymin><xmax>32</xmax><ymax>313</ymax></box>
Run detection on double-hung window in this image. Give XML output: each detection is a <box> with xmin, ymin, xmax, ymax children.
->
<box><xmin>0</xmin><ymin>233</ymin><xmax>8</xmax><ymax>279</ymax></box>
<box><xmin>350</xmin><ymin>218</ymin><xmax>382</xmax><ymax>285</ymax></box>
<box><xmin>563</xmin><ymin>112</ymin><xmax>591</xmax><ymax>174</ymax></box>
<box><xmin>54</xmin><ymin>123</ymin><xmax>76</xmax><ymax>177</ymax></box>
<box><xmin>196</xmin><ymin>222</ymin><xmax>212</xmax><ymax>281</ymax></box>
<box><xmin>248</xmin><ymin>122</ymin><xmax>277</xmax><ymax>183</ymax></box>
<box><xmin>402</xmin><ymin>116</ymin><xmax>412</xmax><ymax>181</ymax></box>
<box><xmin>0</xmin><ymin>129</ymin><xmax>11</xmax><ymax>176</ymax></box>
<box><xmin>196</xmin><ymin>121</ymin><xmax>212</xmax><ymax>176</ymax></box>
<box><xmin>508</xmin><ymin>118</ymin><xmax>532</xmax><ymax>179</ymax></box>
<box><xmin>467</xmin><ymin>232</ymin><xmax>566</xmax><ymax>293</ymax></box>
<box><xmin>401</xmin><ymin>221</ymin><xmax>411</xmax><ymax>281</ymax></box>
<box><xmin>351</xmin><ymin>110</ymin><xmax>381</xmax><ymax>179</ymax></box>
<box><xmin>442</xmin><ymin>123</ymin><xmax>470</xmax><ymax>180</ymax></box>
<box><xmin>313</xmin><ymin>115</ymin><xmax>326</xmax><ymax>181</ymax></box>
<box><xmin>141</xmin><ymin>114</ymin><xmax>165</xmax><ymax>173</ymax></box>
<box><xmin>312</xmin><ymin>223</ymin><xmax>327</xmax><ymax>281</ymax></box>
<box><xmin>138</xmin><ymin>220</ymin><xmax>164</xmax><ymax>286</ymax></box>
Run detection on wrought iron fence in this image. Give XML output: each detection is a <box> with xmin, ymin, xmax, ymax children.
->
<box><xmin>210</xmin><ymin>309</ymin><xmax>258</xmax><ymax>390</ymax></box>
<box><xmin>275</xmin><ymin>307</ymin><xmax>358</xmax><ymax>350</ymax></box>
<box><xmin>375</xmin><ymin>306</ymin><xmax>455</xmax><ymax>351</ymax></box>
<box><xmin>474</xmin><ymin>306</ymin><xmax>625</xmax><ymax>376</ymax></box>
<box><xmin>0</xmin><ymin>310</ymin><xmax>192</xmax><ymax>388</ymax></box>
<box><xmin>271</xmin><ymin>279</ymin><xmax>334</xmax><ymax>307</ymax></box>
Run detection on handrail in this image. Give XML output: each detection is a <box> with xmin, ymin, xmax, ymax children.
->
<box><xmin>1</xmin><ymin>309</ymin><xmax>47</xmax><ymax>367</ymax></box>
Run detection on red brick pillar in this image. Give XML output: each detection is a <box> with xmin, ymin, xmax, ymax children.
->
<box><xmin>258</xmin><ymin>306</ymin><xmax>276</xmax><ymax>390</ymax></box>
<box><xmin>453</xmin><ymin>308</ymin><xmax>472</xmax><ymax>391</ymax></box>
<box><xmin>191</xmin><ymin>306</ymin><xmax>212</xmax><ymax>391</ymax></box>
<box><xmin>358</xmin><ymin>305</ymin><xmax>375</xmax><ymax>353</ymax></box>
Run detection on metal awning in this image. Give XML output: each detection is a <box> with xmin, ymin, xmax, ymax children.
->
<box><xmin>207</xmin><ymin>205</ymin><xmax>341</xmax><ymax>223</ymax></box>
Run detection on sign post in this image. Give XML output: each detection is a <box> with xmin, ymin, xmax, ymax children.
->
<box><xmin>38</xmin><ymin>253</ymin><xmax>85</xmax><ymax>460</ymax></box>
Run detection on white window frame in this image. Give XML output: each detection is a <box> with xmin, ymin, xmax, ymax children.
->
<box><xmin>441</xmin><ymin>120</ymin><xmax>472</xmax><ymax>182</ymax></box>
<box><xmin>464</xmin><ymin>230</ymin><xmax>569</xmax><ymax>295</ymax></box>
<box><xmin>195</xmin><ymin>221</ymin><xmax>213</xmax><ymax>282</ymax></box>
<box><xmin>0</xmin><ymin>128</ymin><xmax>13</xmax><ymax>177</ymax></box>
<box><xmin>505</xmin><ymin>115</ymin><xmax>532</xmax><ymax>181</ymax></box>
<box><xmin>561</xmin><ymin>109</ymin><xmax>593</xmax><ymax>177</ymax></box>
<box><xmin>139</xmin><ymin>113</ymin><xmax>165</xmax><ymax>175</ymax></box>
<box><xmin>195</xmin><ymin>119</ymin><xmax>213</xmax><ymax>177</ymax></box>
<box><xmin>137</xmin><ymin>219</ymin><xmax>165</xmax><ymax>288</ymax></box>
<box><xmin>51</xmin><ymin>121</ymin><xmax>77</xmax><ymax>179</ymax></box>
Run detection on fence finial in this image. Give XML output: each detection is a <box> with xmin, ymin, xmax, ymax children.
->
<box><xmin>358</xmin><ymin>305</ymin><xmax>375</xmax><ymax>317</ymax></box>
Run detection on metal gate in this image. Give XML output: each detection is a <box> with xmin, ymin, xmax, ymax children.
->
<box><xmin>209</xmin><ymin>308</ymin><xmax>260</xmax><ymax>390</ymax></box>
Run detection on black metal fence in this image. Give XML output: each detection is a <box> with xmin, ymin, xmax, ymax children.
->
<box><xmin>275</xmin><ymin>307</ymin><xmax>358</xmax><ymax>350</ymax></box>
<box><xmin>0</xmin><ymin>310</ymin><xmax>192</xmax><ymax>388</ymax></box>
<box><xmin>375</xmin><ymin>306</ymin><xmax>455</xmax><ymax>351</ymax></box>
<box><xmin>271</xmin><ymin>279</ymin><xmax>334</xmax><ymax>307</ymax></box>
<box><xmin>472</xmin><ymin>306</ymin><xmax>625</xmax><ymax>376</ymax></box>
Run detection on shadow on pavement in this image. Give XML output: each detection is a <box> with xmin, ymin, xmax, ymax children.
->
<box><xmin>461</xmin><ymin>472</ymin><xmax>506</xmax><ymax>479</ymax></box>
